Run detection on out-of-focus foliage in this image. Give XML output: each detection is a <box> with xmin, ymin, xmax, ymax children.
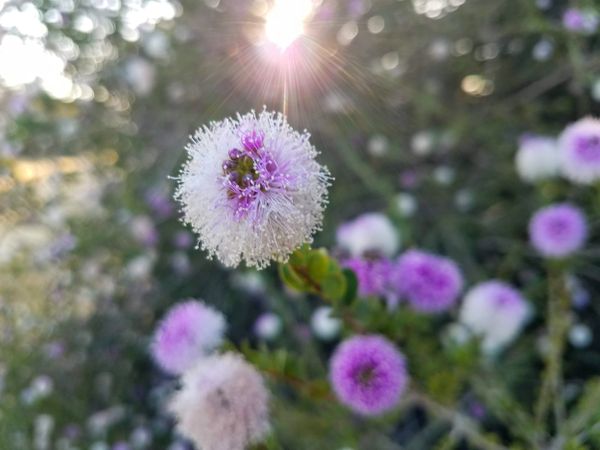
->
<box><xmin>1</xmin><ymin>0</ymin><xmax>600</xmax><ymax>449</ymax></box>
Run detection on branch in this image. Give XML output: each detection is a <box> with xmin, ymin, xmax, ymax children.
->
<box><xmin>411</xmin><ymin>392</ymin><xmax>510</xmax><ymax>450</ymax></box>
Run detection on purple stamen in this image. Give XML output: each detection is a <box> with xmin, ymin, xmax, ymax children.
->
<box><xmin>229</xmin><ymin>148</ymin><xmax>243</xmax><ymax>159</ymax></box>
<box><xmin>265</xmin><ymin>159</ymin><xmax>277</xmax><ymax>173</ymax></box>
<box><xmin>220</xmin><ymin>129</ymin><xmax>289</xmax><ymax>220</ymax></box>
<box><xmin>242</xmin><ymin>131</ymin><xmax>264</xmax><ymax>152</ymax></box>
<box><xmin>223</xmin><ymin>160</ymin><xmax>236</xmax><ymax>172</ymax></box>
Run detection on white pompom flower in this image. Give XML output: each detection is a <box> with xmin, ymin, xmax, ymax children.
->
<box><xmin>169</xmin><ymin>353</ymin><xmax>270</xmax><ymax>450</ymax></box>
<box><xmin>311</xmin><ymin>306</ymin><xmax>342</xmax><ymax>341</ymax></box>
<box><xmin>459</xmin><ymin>281</ymin><xmax>531</xmax><ymax>355</ymax></box>
<box><xmin>515</xmin><ymin>134</ymin><xmax>559</xmax><ymax>183</ymax></box>
<box><xmin>336</xmin><ymin>213</ymin><xmax>399</xmax><ymax>258</ymax></box>
<box><xmin>175</xmin><ymin>110</ymin><xmax>330</xmax><ymax>269</ymax></box>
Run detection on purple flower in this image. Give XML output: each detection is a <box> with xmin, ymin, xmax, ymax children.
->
<box><xmin>173</xmin><ymin>231</ymin><xmax>194</xmax><ymax>249</ymax></box>
<box><xmin>253</xmin><ymin>312</ymin><xmax>282</xmax><ymax>340</ymax></box>
<box><xmin>175</xmin><ymin>110</ymin><xmax>330</xmax><ymax>269</ymax></box>
<box><xmin>342</xmin><ymin>257</ymin><xmax>396</xmax><ymax>301</ymax></box>
<box><xmin>559</xmin><ymin>118</ymin><xmax>600</xmax><ymax>184</ymax></box>
<box><xmin>145</xmin><ymin>188</ymin><xmax>175</xmax><ymax>219</ymax></box>
<box><xmin>459</xmin><ymin>281</ymin><xmax>530</xmax><ymax>354</ymax></box>
<box><xmin>529</xmin><ymin>204</ymin><xmax>587</xmax><ymax>258</ymax></box>
<box><xmin>130</xmin><ymin>216</ymin><xmax>159</xmax><ymax>247</ymax></box>
<box><xmin>329</xmin><ymin>335</ymin><xmax>408</xmax><ymax>416</ymax></box>
<box><xmin>393</xmin><ymin>250</ymin><xmax>463</xmax><ymax>313</ymax></box>
<box><xmin>562</xmin><ymin>8</ymin><xmax>599</xmax><ymax>34</ymax></box>
<box><xmin>399</xmin><ymin>170</ymin><xmax>420</xmax><ymax>189</ymax></box>
<box><xmin>151</xmin><ymin>300</ymin><xmax>226</xmax><ymax>375</ymax></box>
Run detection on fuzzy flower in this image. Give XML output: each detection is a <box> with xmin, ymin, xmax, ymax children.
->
<box><xmin>175</xmin><ymin>110</ymin><xmax>330</xmax><ymax>269</ymax></box>
<box><xmin>515</xmin><ymin>134</ymin><xmax>559</xmax><ymax>182</ymax></box>
<box><xmin>342</xmin><ymin>257</ymin><xmax>397</xmax><ymax>302</ymax></box>
<box><xmin>329</xmin><ymin>335</ymin><xmax>408</xmax><ymax>416</ymax></box>
<box><xmin>459</xmin><ymin>281</ymin><xmax>530</xmax><ymax>355</ymax></box>
<box><xmin>311</xmin><ymin>306</ymin><xmax>342</xmax><ymax>341</ymax></box>
<box><xmin>562</xmin><ymin>8</ymin><xmax>599</xmax><ymax>34</ymax></box>
<box><xmin>336</xmin><ymin>213</ymin><xmax>399</xmax><ymax>258</ymax></box>
<box><xmin>394</xmin><ymin>250</ymin><xmax>463</xmax><ymax>313</ymax></box>
<box><xmin>559</xmin><ymin>118</ymin><xmax>600</xmax><ymax>184</ymax></box>
<box><xmin>151</xmin><ymin>300</ymin><xmax>226</xmax><ymax>375</ymax></box>
<box><xmin>253</xmin><ymin>312</ymin><xmax>282</xmax><ymax>341</ymax></box>
<box><xmin>169</xmin><ymin>353</ymin><xmax>270</xmax><ymax>450</ymax></box>
<box><xmin>529</xmin><ymin>204</ymin><xmax>587</xmax><ymax>258</ymax></box>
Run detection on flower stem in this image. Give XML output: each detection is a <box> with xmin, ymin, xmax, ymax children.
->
<box><xmin>535</xmin><ymin>264</ymin><xmax>571</xmax><ymax>442</ymax></box>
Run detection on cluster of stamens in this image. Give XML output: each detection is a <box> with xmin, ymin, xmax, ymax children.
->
<box><xmin>222</xmin><ymin>130</ymin><xmax>281</xmax><ymax>219</ymax></box>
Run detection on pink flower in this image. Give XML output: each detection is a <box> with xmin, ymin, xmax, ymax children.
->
<box><xmin>394</xmin><ymin>250</ymin><xmax>463</xmax><ymax>313</ymax></box>
<box><xmin>342</xmin><ymin>257</ymin><xmax>397</xmax><ymax>303</ymax></box>
<box><xmin>151</xmin><ymin>300</ymin><xmax>226</xmax><ymax>375</ymax></box>
<box><xmin>529</xmin><ymin>203</ymin><xmax>587</xmax><ymax>258</ymax></box>
<box><xmin>329</xmin><ymin>335</ymin><xmax>408</xmax><ymax>416</ymax></box>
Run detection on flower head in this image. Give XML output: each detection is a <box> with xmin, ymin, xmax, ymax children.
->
<box><xmin>169</xmin><ymin>353</ymin><xmax>270</xmax><ymax>450</ymax></box>
<box><xmin>515</xmin><ymin>134</ymin><xmax>559</xmax><ymax>183</ymax></box>
<box><xmin>529</xmin><ymin>203</ymin><xmax>587</xmax><ymax>258</ymax></box>
<box><xmin>342</xmin><ymin>257</ymin><xmax>396</xmax><ymax>302</ymax></box>
<box><xmin>175</xmin><ymin>110</ymin><xmax>330</xmax><ymax>269</ymax></box>
<box><xmin>329</xmin><ymin>335</ymin><xmax>408</xmax><ymax>416</ymax></box>
<box><xmin>336</xmin><ymin>213</ymin><xmax>399</xmax><ymax>257</ymax></box>
<box><xmin>459</xmin><ymin>281</ymin><xmax>530</xmax><ymax>355</ymax></box>
<box><xmin>311</xmin><ymin>306</ymin><xmax>342</xmax><ymax>341</ymax></box>
<box><xmin>562</xmin><ymin>8</ymin><xmax>599</xmax><ymax>34</ymax></box>
<box><xmin>394</xmin><ymin>250</ymin><xmax>463</xmax><ymax>313</ymax></box>
<box><xmin>559</xmin><ymin>118</ymin><xmax>600</xmax><ymax>184</ymax></box>
<box><xmin>151</xmin><ymin>300</ymin><xmax>226</xmax><ymax>375</ymax></box>
<box><xmin>254</xmin><ymin>312</ymin><xmax>282</xmax><ymax>341</ymax></box>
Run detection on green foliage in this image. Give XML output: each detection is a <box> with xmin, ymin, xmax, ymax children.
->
<box><xmin>278</xmin><ymin>246</ymin><xmax>352</xmax><ymax>303</ymax></box>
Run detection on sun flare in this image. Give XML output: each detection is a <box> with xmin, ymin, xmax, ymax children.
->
<box><xmin>264</xmin><ymin>0</ymin><xmax>313</xmax><ymax>50</ymax></box>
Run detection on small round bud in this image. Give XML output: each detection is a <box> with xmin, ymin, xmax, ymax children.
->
<box><xmin>222</xmin><ymin>160</ymin><xmax>236</xmax><ymax>172</ymax></box>
<box><xmin>228</xmin><ymin>148</ymin><xmax>243</xmax><ymax>159</ymax></box>
<box><xmin>265</xmin><ymin>159</ymin><xmax>277</xmax><ymax>173</ymax></box>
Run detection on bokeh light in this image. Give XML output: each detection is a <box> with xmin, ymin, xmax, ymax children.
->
<box><xmin>265</xmin><ymin>0</ymin><xmax>313</xmax><ymax>50</ymax></box>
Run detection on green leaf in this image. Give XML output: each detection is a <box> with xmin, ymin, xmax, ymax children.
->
<box><xmin>341</xmin><ymin>269</ymin><xmax>358</xmax><ymax>304</ymax></box>
<box><xmin>278</xmin><ymin>263</ymin><xmax>306</xmax><ymax>292</ymax></box>
<box><xmin>288</xmin><ymin>247</ymin><xmax>307</xmax><ymax>268</ymax></box>
<box><xmin>321</xmin><ymin>271</ymin><xmax>347</xmax><ymax>301</ymax></box>
<box><xmin>308</xmin><ymin>249</ymin><xmax>330</xmax><ymax>281</ymax></box>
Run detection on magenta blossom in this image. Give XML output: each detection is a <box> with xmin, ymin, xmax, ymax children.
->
<box><xmin>342</xmin><ymin>257</ymin><xmax>397</xmax><ymax>303</ymax></box>
<box><xmin>562</xmin><ymin>8</ymin><xmax>599</xmax><ymax>34</ymax></box>
<box><xmin>394</xmin><ymin>250</ymin><xmax>463</xmax><ymax>313</ymax></box>
<box><xmin>529</xmin><ymin>203</ymin><xmax>587</xmax><ymax>258</ymax></box>
<box><xmin>151</xmin><ymin>300</ymin><xmax>226</xmax><ymax>375</ymax></box>
<box><xmin>329</xmin><ymin>335</ymin><xmax>408</xmax><ymax>416</ymax></box>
